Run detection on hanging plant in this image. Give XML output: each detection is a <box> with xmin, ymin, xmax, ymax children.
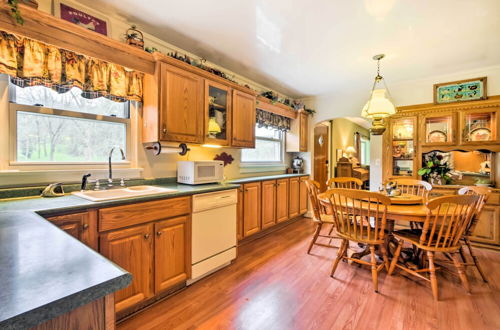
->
<box><xmin>304</xmin><ymin>107</ymin><xmax>316</xmax><ymax>116</ymax></box>
<box><xmin>8</xmin><ymin>0</ymin><xmax>24</xmax><ymax>25</ymax></box>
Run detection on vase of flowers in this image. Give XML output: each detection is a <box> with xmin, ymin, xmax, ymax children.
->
<box><xmin>418</xmin><ymin>152</ymin><xmax>452</xmax><ymax>185</ymax></box>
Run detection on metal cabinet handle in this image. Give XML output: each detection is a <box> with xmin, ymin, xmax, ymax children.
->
<box><xmin>82</xmin><ymin>223</ymin><xmax>89</xmax><ymax>230</ymax></box>
<box><xmin>157</xmin><ymin>231</ymin><xmax>162</xmax><ymax>236</ymax></box>
<box><xmin>144</xmin><ymin>234</ymin><xmax>150</xmax><ymax>239</ymax></box>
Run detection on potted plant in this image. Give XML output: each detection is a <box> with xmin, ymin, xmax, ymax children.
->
<box><xmin>418</xmin><ymin>152</ymin><xmax>452</xmax><ymax>185</ymax></box>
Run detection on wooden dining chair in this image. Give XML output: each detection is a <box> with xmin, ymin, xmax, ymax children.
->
<box><xmin>390</xmin><ymin>178</ymin><xmax>432</xmax><ymax>199</ymax></box>
<box><xmin>327</xmin><ymin>177</ymin><xmax>363</xmax><ymax>190</ymax></box>
<box><xmin>457</xmin><ymin>186</ymin><xmax>491</xmax><ymax>283</ymax></box>
<box><xmin>388</xmin><ymin>194</ymin><xmax>480</xmax><ymax>301</ymax></box>
<box><xmin>305</xmin><ymin>179</ymin><xmax>339</xmax><ymax>254</ymax></box>
<box><xmin>325</xmin><ymin>188</ymin><xmax>391</xmax><ymax>293</ymax></box>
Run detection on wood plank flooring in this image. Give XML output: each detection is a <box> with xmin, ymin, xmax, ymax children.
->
<box><xmin>118</xmin><ymin>218</ymin><xmax>500</xmax><ymax>330</ymax></box>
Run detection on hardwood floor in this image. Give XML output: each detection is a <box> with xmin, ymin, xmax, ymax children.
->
<box><xmin>118</xmin><ymin>218</ymin><xmax>500</xmax><ymax>330</ymax></box>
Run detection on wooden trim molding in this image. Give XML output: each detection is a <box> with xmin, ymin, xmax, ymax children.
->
<box><xmin>397</xmin><ymin>95</ymin><xmax>500</xmax><ymax>115</ymax></box>
<box><xmin>0</xmin><ymin>3</ymin><xmax>155</xmax><ymax>74</ymax></box>
<box><xmin>256</xmin><ymin>95</ymin><xmax>297</xmax><ymax>119</ymax></box>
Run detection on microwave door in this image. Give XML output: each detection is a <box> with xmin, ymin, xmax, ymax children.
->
<box><xmin>195</xmin><ymin>164</ymin><xmax>217</xmax><ymax>182</ymax></box>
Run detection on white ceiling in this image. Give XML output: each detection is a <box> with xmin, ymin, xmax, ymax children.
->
<box><xmin>79</xmin><ymin>0</ymin><xmax>500</xmax><ymax>98</ymax></box>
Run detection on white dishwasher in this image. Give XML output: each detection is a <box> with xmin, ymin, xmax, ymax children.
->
<box><xmin>188</xmin><ymin>189</ymin><xmax>237</xmax><ymax>284</ymax></box>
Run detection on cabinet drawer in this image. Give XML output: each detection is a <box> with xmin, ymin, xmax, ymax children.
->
<box><xmin>99</xmin><ymin>197</ymin><xmax>191</xmax><ymax>232</ymax></box>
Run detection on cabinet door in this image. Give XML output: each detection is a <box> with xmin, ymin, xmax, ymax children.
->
<box><xmin>243</xmin><ymin>182</ymin><xmax>261</xmax><ymax>237</ymax></box>
<box><xmin>237</xmin><ymin>187</ymin><xmax>244</xmax><ymax>240</ymax></box>
<box><xmin>261</xmin><ymin>180</ymin><xmax>277</xmax><ymax>229</ymax></box>
<box><xmin>276</xmin><ymin>179</ymin><xmax>289</xmax><ymax>223</ymax></box>
<box><xmin>155</xmin><ymin>216</ymin><xmax>190</xmax><ymax>294</ymax></box>
<box><xmin>100</xmin><ymin>224</ymin><xmax>154</xmax><ymax>313</ymax></box>
<box><xmin>470</xmin><ymin>206</ymin><xmax>500</xmax><ymax>245</ymax></box>
<box><xmin>232</xmin><ymin>90</ymin><xmax>256</xmax><ymax>148</ymax></box>
<box><xmin>204</xmin><ymin>80</ymin><xmax>232</xmax><ymax>146</ymax></box>
<box><xmin>299</xmin><ymin>176</ymin><xmax>309</xmax><ymax>214</ymax></box>
<box><xmin>419</xmin><ymin>112</ymin><xmax>456</xmax><ymax>146</ymax></box>
<box><xmin>160</xmin><ymin>63</ymin><xmax>204</xmax><ymax>143</ymax></box>
<box><xmin>46</xmin><ymin>211</ymin><xmax>97</xmax><ymax>250</ymax></box>
<box><xmin>299</xmin><ymin>112</ymin><xmax>308</xmax><ymax>152</ymax></box>
<box><xmin>289</xmin><ymin>177</ymin><xmax>300</xmax><ymax>218</ymax></box>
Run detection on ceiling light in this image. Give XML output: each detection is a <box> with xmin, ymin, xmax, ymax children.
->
<box><xmin>361</xmin><ymin>54</ymin><xmax>396</xmax><ymax>135</ymax></box>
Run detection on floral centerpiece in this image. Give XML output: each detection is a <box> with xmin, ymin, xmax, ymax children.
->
<box><xmin>418</xmin><ymin>152</ymin><xmax>452</xmax><ymax>185</ymax></box>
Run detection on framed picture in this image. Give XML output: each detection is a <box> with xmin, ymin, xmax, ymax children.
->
<box><xmin>53</xmin><ymin>1</ymin><xmax>109</xmax><ymax>36</ymax></box>
<box><xmin>433</xmin><ymin>77</ymin><xmax>487</xmax><ymax>104</ymax></box>
<box><xmin>336</xmin><ymin>149</ymin><xmax>343</xmax><ymax>161</ymax></box>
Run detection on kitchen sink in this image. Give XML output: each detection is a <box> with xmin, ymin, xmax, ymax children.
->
<box><xmin>72</xmin><ymin>185</ymin><xmax>178</xmax><ymax>202</ymax></box>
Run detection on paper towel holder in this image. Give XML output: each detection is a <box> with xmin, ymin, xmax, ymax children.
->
<box><xmin>145</xmin><ymin>142</ymin><xmax>190</xmax><ymax>156</ymax></box>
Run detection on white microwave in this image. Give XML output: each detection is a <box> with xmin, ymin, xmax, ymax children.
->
<box><xmin>177</xmin><ymin>160</ymin><xmax>224</xmax><ymax>185</ymax></box>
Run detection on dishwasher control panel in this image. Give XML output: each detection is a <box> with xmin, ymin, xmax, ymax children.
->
<box><xmin>192</xmin><ymin>189</ymin><xmax>238</xmax><ymax>213</ymax></box>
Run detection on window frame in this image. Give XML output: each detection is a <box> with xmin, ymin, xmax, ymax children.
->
<box><xmin>360</xmin><ymin>136</ymin><xmax>370</xmax><ymax>166</ymax></box>
<box><xmin>240</xmin><ymin>125</ymin><xmax>285</xmax><ymax>166</ymax></box>
<box><xmin>9</xmin><ymin>102</ymin><xmax>132</xmax><ymax>165</ymax></box>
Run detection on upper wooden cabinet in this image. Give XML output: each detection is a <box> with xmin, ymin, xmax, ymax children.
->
<box><xmin>419</xmin><ymin>112</ymin><xmax>457</xmax><ymax>147</ymax></box>
<box><xmin>459</xmin><ymin>108</ymin><xmax>499</xmax><ymax>145</ymax></box>
<box><xmin>232</xmin><ymin>90</ymin><xmax>256</xmax><ymax>148</ymax></box>
<box><xmin>388</xmin><ymin>116</ymin><xmax>418</xmax><ymax>178</ymax></box>
<box><xmin>143</xmin><ymin>62</ymin><xmax>204</xmax><ymax>144</ymax></box>
<box><xmin>45</xmin><ymin>211</ymin><xmax>98</xmax><ymax>250</ymax></box>
<box><xmin>204</xmin><ymin>80</ymin><xmax>232</xmax><ymax>146</ymax></box>
<box><xmin>286</xmin><ymin>111</ymin><xmax>308</xmax><ymax>152</ymax></box>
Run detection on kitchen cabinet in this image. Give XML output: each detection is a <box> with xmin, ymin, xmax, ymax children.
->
<box><xmin>459</xmin><ymin>109</ymin><xmax>499</xmax><ymax>145</ymax></box>
<box><xmin>100</xmin><ymin>223</ymin><xmax>154</xmax><ymax>313</ymax></box>
<box><xmin>388</xmin><ymin>116</ymin><xmax>418</xmax><ymax>178</ymax></box>
<box><xmin>237</xmin><ymin>187</ymin><xmax>244</xmax><ymax>240</ymax></box>
<box><xmin>232</xmin><ymin>90</ymin><xmax>256</xmax><ymax>148</ymax></box>
<box><xmin>419</xmin><ymin>112</ymin><xmax>456</xmax><ymax>147</ymax></box>
<box><xmin>143</xmin><ymin>61</ymin><xmax>204</xmax><ymax>144</ymax></box>
<box><xmin>276</xmin><ymin>178</ymin><xmax>290</xmax><ymax>223</ymax></box>
<box><xmin>470</xmin><ymin>205</ymin><xmax>500</xmax><ymax>246</ymax></box>
<box><xmin>299</xmin><ymin>176</ymin><xmax>309</xmax><ymax>214</ymax></box>
<box><xmin>286</xmin><ymin>110</ymin><xmax>308</xmax><ymax>152</ymax></box>
<box><xmin>289</xmin><ymin>177</ymin><xmax>300</xmax><ymax>219</ymax></box>
<box><xmin>155</xmin><ymin>216</ymin><xmax>190</xmax><ymax>294</ymax></box>
<box><xmin>261</xmin><ymin>180</ymin><xmax>277</xmax><ymax>229</ymax></box>
<box><xmin>204</xmin><ymin>80</ymin><xmax>232</xmax><ymax>146</ymax></box>
<box><xmin>243</xmin><ymin>182</ymin><xmax>261</xmax><ymax>237</ymax></box>
<box><xmin>45</xmin><ymin>210</ymin><xmax>97</xmax><ymax>250</ymax></box>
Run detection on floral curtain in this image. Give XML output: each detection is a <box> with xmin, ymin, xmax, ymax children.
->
<box><xmin>0</xmin><ymin>31</ymin><xmax>143</xmax><ymax>102</ymax></box>
<box><xmin>256</xmin><ymin>109</ymin><xmax>291</xmax><ymax>131</ymax></box>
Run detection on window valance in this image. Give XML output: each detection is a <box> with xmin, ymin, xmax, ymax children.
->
<box><xmin>256</xmin><ymin>109</ymin><xmax>291</xmax><ymax>131</ymax></box>
<box><xmin>0</xmin><ymin>31</ymin><xmax>143</xmax><ymax>102</ymax></box>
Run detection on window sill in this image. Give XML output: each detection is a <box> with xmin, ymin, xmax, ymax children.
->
<box><xmin>239</xmin><ymin>163</ymin><xmax>287</xmax><ymax>174</ymax></box>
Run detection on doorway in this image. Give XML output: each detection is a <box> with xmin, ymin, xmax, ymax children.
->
<box><xmin>313</xmin><ymin>124</ymin><xmax>330</xmax><ymax>191</ymax></box>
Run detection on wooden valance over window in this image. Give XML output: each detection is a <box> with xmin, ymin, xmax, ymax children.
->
<box><xmin>256</xmin><ymin>109</ymin><xmax>291</xmax><ymax>131</ymax></box>
<box><xmin>0</xmin><ymin>31</ymin><xmax>143</xmax><ymax>102</ymax></box>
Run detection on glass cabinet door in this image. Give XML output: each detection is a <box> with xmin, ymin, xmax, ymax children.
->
<box><xmin>204</xmin><ymin>81</ymin><xmax>231</xmax><ymax>145</ymax></box>
<box><xmin>461</xmin><ymin>110</ymin><xmax>497</xmax><ymax>144</ymax></box>
<box><xmin>421</xmin><ymin>113</ymin><xmax>455</xmax><ymax>145</ymax></box>
<box><xmin>391</xmin><ymin>117</ymin><xmax>416</xmax><ymax>177</ymax></box>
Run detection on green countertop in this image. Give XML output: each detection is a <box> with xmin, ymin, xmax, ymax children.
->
<box><xmin>229</xmin><ymin>173</ymin><xmax>309</xmax><ymax>184</ymax></box>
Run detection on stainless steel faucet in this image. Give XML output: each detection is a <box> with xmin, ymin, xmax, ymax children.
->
<box><xmin>108</xmin><ymin>146</ymin><xmax>126</xmax><ymax>186</ymax></box>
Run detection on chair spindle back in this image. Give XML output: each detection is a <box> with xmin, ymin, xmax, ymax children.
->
<box><xmin>305</xmin><ymin>180</ymin><xmax>322</xmax><ymax>222</ymax></box>
<box><xmin>391</xmin><ymin>178</ymin><xmax>432</xmax><ymax>199</ymax></box>
<box><xmin>327</xmin><ymin>177</ymin><xmax>363</xmax><ymax>190</ymax></box>
<box><xmin>457</xmin><ymin>186</ymin><xmax>491</xmax><ymax>236</ymax></box>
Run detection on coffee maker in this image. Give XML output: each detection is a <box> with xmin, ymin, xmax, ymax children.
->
<box><xmin>291</xmin><ymin>156</ymin><xmax>304</xmax><ymax>174</ymax></box>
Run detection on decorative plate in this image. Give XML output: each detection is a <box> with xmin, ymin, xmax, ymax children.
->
<box><xmin>469</xmin><ymin>127</ymin><xmax>491</xmax><ymax>141</ymax></box>
<box><xmin>427</xmin><ymin>130</ymin><xmax>447</xmax><ymax>143</ymax></box>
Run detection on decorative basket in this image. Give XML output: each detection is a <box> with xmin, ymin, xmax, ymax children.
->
<box><xmin>125</xmin><ymin>26</ymin><xmax>144</xmax><ymax>49</ymax></box>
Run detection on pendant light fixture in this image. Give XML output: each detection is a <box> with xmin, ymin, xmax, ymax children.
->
<box><xmin>361</xmin><ymin>54</ymin><xmax>396</xmax><ymax>135</ymax></box>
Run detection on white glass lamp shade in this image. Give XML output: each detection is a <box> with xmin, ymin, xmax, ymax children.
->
<box><xmin>346</xmin><ymin>146</ymin><xmax>356</xmax><ymax>154</ymax></box>
<box><xmin>361</xmin><ymin>89</ymin><xmax>396</xmax><ymax>119</ymax></box>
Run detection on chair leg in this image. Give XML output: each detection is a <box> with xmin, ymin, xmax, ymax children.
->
<box><xmin>370</xmin><ymin>245</ymin><xmax>379</xmax><ymax>293</ymax></box>
<box><xmin>388</xmin><ymin>239</ymin><xmax>403</xmax><ymax>275</ymax></box>
<box><xmin>330</xmin><ymin>239</ymin><xmax>347</xmax><ymax>278</ymax></box>
<box><xmin>458</xmin><ymin>246</ymin><xmax>467</xmax><ymax>263</ymax></box>
<box><xmin>380</xmin><ymin>243</ymin><xmax>390</xmax><ymax>272</ymax></box>
<box><xmin>307</xmin><ymin>223</ymin><xmax>323</xmax><ymax>254</ymax></box>
<box><xmin>451</xmin><ymin>252</ymin><xmax>471</xmax><ymax>294</ymax></box>
<box><xmin>427</xmin><ymin>251</ymin><xmax>439</xmax><ymax>301</ymax></box>
<box><xmin>464</xmin><ymin>238</ymin><xmax>488</xmax><ymax>283</ymax></box>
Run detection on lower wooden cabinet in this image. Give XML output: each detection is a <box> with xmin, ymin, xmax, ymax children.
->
<box><xmin>289</xmin><ymin>177</ymin><xmax>300</xmax><ymax>219</ymax></box>
<box><xmin>243</xmin><ymin>182</ymin><xmax>261</xmax><ymax>237</ymax></box>
<box><xmin>276</xmin><ymin>179</ymin><xmax>290</xmax><ymax>223</ymax></box>
<box><xmin>99</xmin><ymin>223</ymin><xmax>154</xmax><ymax>313</ymax></box>
<box><xmin>470</xmin><ymin>205</ymin><xmax>500</xmax><ymax>245</ymax></box>
<box><xmin>299</xmin><ymin>176</ymin><xmax>309</xmax><ymax>214</ymax></box>
<box><xmin>45</xmin><ymin>210</ymin><xmax>98</xmax><ymax>250</ymax></box>
<box><xmin>154</xmin><ymin>216</ymin><xmax>190</xmax><ymax>293</ymax></box>
<box><xmin>261</xmin><ymin>180</ymin><xmax>277</xmax><ymax>229</ymax></box>
<box><xmin>237</xmin><ymin>187</ymin><xmax>244</xmax><ymax>240</ymax></box>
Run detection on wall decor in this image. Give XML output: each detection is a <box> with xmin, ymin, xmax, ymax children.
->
<box><xmin>434</xmin><ymin>77</ymin><xmax>487</xmax><ymax>104</ymax></box>
<box><xmin>54</xmin><ymin>1</ymin><xmax>109</xmax><ymax>36</ymax></box>
<box><xmin>125</xmin><ymin>25</ymin><xmax>144</xmax><ymax>49</ymax></box>
<box><xmin>214</xmin><ymin>152</ymin><xmax>234</xmax><ymax>166</ymax></box>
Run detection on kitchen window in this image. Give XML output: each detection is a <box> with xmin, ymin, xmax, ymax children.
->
<box><xmin>241</xmin><ymin>125</ymin><xmax>284</xmax><ymax>164</ymax></box>
<box><xmin>9</xmin><ymin>82</ymin><xmax>130</xmax><ymax>164</ymax></box>
<box><xmin>360</xmin><ymin>136</ymin><xmax>370</xmax><ymax>166</ymax></box>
